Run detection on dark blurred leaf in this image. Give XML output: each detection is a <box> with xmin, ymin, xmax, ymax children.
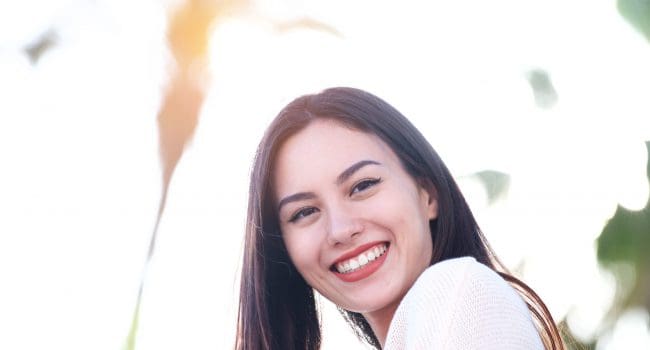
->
<box><xmin>597</xmin><ymin>141</ymin><xmax>650</xmax><ymax>312</ymax></box>
<box><xmin>618</xmin><ymin>0</ymin><xmax>650</xmax><ymax>43</ymax></box>
<box><xmin>597</xmin><ymin>203</ymin><xmax>650</xmax><ymax>264</ymax></box>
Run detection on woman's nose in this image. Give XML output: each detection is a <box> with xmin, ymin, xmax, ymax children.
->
<box><xmin>326</xmin><ymin>208</ymin><xmax>363</xmax><ymax>246</ymax></box>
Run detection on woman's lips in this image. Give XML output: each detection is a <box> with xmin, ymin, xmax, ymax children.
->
<box><xmin>331</xmin><ymin>242</ymin><xmax>389</xmax><ymax>283</ymax></box>
<box><xmin>333</xmin><ymin>243</ymin><xmax>387</xmax><ymax>273</ymax></box>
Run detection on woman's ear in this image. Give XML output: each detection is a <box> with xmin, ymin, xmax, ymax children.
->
<box><xmin>418</xmin><ymin>178</ymin><xmax>438</xmax><ymax>220</ymax></box>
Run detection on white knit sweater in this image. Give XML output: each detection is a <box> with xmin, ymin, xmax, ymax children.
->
<box><xmin>384</xmin><ymin>257</ymin><xmax>544</xmax><ymax>349</ymax></box>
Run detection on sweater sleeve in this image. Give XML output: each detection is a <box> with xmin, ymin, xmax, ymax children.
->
<box><xmin>384</xmin><ymin>257</ymin><xmax>544</xmax><ymax>350</ymax></box>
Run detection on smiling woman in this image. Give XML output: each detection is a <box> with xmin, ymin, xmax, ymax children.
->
<box><xmin>236</xmin><ymin>87</ymin><xmax>565</xmax><ymax>350</ymax></box>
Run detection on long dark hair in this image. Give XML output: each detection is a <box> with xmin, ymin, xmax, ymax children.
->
<box><xmin>236</xmin><ymin>87</ymin><xmax>565</xmax><ymax>350</ymax></box>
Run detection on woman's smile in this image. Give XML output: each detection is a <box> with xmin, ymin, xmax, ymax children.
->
<box><xmin>332</xmin><ymin>242</ymin><xmax>387</xmax><ymax>274</ymax></box>
<box><xmin>331</xmin><ymin>242</ymin><xmax>389</xmax><ymax>282</ymax></box>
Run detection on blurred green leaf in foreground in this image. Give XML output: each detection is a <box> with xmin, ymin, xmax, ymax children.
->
<box><xmin>597</xmin><ymin>141</ymin><xmax>650</xmax><ymax>322</ymax></box>
<box><xmin>618</xmin><ymin>0</ymin><xmax>650</xmax><ymax>43</ymax></box>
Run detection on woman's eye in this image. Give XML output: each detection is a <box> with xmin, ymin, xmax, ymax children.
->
<box><xmin>289</xmin><ymin>207</ymin><xmax>318</xmax><ymax>223</ymax></box>
<box><xmin>350</xmin><ymin>178</ymin><xmax>381</xmax><ymax>195</ymax></box>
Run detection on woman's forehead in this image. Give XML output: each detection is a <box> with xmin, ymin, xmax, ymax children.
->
<box><xmin>281</xmin><ymin>119</ymin><xmax>392</xmax><ymax>156</ymax></box>
<box><xmin>271</xmin><ymin>120</ymin><xmax>399</xmax><ymax>192</ymax></box>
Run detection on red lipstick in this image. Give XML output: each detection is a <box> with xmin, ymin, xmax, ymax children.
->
<box><xmin>331</xmin><ymin>242</ymin><xmax>389</xmax><ymax>283</ymax></box>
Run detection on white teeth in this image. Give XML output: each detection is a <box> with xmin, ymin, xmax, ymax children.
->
<box><xmin>358</xmin><ymin>254</ymin><xmax>368</xmax><ymax>265</ymax></box>
<box><xmin>367</xmin><ymin>250</ymin><xmax>376</xmax><ymax>261</ymax></box>
<box><xmin>349</xmin><ymin>259</ymin><xmax>360</xmax><ymax>270</ymax></box>
<box><xmin>334</xmin><ymin>244</ymin><xmax>388</xmax><ymax>274</ymax></box>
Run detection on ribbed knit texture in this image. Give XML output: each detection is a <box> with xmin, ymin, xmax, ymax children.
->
<box><xmin>384</xmin><ymin>257</ymin><xmax>544</xmax><ymax>349</ymax></box>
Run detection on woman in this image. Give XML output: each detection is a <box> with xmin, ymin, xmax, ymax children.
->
<box><xmin>236</xmin><ymin>87</ymin><xmax>564</xmax><ymax>349</ymax></box>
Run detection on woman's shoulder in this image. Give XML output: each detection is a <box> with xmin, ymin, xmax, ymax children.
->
<box><xmin>415</xmin><ymin>256</ymin><xmax>509</xmax><ymax>294</ymax></box>
<box><xmin>418</xmin><ymin>256</ymin><xmax>485</xmax><ymax>284</ymax></box>
<box><xmin>385</xmin><ymin>257</ymin><xmax>544</xmax><ymax>349</ymax></box>
<box><xmin>392</xmin><ymin>257</ymin><xmax>515</xmax><ymax>327</ymax></box>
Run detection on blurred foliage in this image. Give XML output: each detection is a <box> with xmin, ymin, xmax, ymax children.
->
<box><xmin>159</xmin><ymin>0</ymin><xmax>225</xmax><ymax>191</ymax></box>
<box><xmin>24</xmin><ymin>30</ymin><xmax>57</xmax><ymax>65</ymax></box>
<box><xmin>597</xmin><ymin>141</ymin><xmax>650</xmax><ymax>317</ymax></box>
<box><xmin>526</xmin><ymin>69</ymin><xmax>558</xmax><ymax>109</ymax></box>
<box><xmin>618</xmin><ymin>0</ymin><xmax>650</xmax><ymax>43</ymax></box>
<box><xmin>471</xmin><ymin>170</ymin><xmax>511</xmax><ymax>204</ymax></box>
<box><xmin>124</xmin><ymin>300</ymin><xmax>141</xmax><ymax>350</ymax></box>
<box><xmin>167</xmin><ymin>0</ymin><xmax>226</xmax><ymax>67</ymax></box>
<box><xmin>124</xmin><ymin>1</ymin><xmax>222</xmax><ymax>349</ymax></box>
<box><xmin>559</xmin><ymin>320</ymin><xmax>596</xmax><ymax>350</ymax></box>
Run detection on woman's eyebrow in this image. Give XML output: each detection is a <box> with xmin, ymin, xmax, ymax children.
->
<box><xmin>335</xmin><ymin>159</ymin><xmax>381</xmax><ymax>185</ymax></box>
<box><xmin>277</xmin><ymin>192</ymin><xmax>316</xmax><ymax>212</ymax></box>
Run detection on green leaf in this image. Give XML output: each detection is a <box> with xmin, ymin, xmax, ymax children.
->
<box><xmin>618</xmin><ymin>0</ymin><xmax>650</xmax><ymax>43</ymax></box>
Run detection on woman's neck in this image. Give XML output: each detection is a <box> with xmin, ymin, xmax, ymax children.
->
<box><xmin>363</xmin><ymin>300</ymin><xmax>400</xmax><ymax>347</ymax></box>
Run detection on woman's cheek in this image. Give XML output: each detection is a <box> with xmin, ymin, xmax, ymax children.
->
<box><xmin>285</xmin><ymin>229</ymin><xmax>320</xmax><ymax>268</ymax></box>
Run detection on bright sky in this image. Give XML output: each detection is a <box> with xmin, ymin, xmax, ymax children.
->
<box><xmin>1</xmin><ymin>0</ymin><xmax>649</xmax><ymax>349</ymax></box>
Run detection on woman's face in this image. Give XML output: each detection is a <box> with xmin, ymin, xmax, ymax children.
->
<box><xmin>273</xmin><ymin>119</ymin><xmax>437</xmax><ymax>318</ymax></box>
